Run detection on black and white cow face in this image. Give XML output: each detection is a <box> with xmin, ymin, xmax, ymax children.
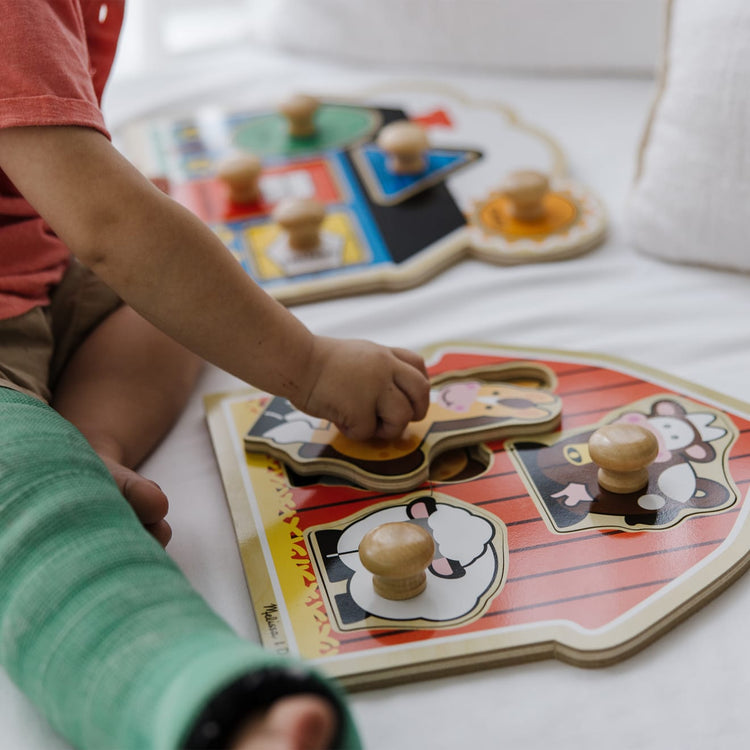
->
<box><xmin>511</xmin><ymin>397</ymin><xmax>736</xmax><ymax>530</ymax></box>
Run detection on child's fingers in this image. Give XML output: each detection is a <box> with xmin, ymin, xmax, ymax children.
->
<box><xmin>232</xmin><ymin>694</ymin><xmax>338</xmax><ymax>750</ymax></box>
<box><xmin>394</xmin><ymin>362</ymin><xmax>431</xmax><ymax>422</ymax></box>
<box><xmin>308</xmin><ymin>340</ymin><xmax>430</xmax><ymax>442</ymax></box>
<box><xmin>336</xmin><ymin>401</ymin><xmax>377</xmax><ymax>442</ymax></box>
<box><xmin>392</xmin><ymin>346</ymin><xmax>429</xmax><ymax>378</ymax></box>
<box><xmin>374</xmin><ymin>383</ymin><xmax>418</xmax><ymax>440</ymax></box>
<box><xmin>145</xmin><ymin>519</ymin><xmax>173</xmax><ymax>548</ymax></box>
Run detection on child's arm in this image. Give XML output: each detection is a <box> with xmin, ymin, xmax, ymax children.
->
<box><xmin>0</xmin><ymin>125</ymin><xmax>429</xmax><ymax>439</ymax></box>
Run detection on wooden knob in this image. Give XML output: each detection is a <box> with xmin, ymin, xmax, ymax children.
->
<box><xmin>272</xmin><ymin>197</ymin><xmax>326</xmax><ymax>252</ymax></box>
<box><xmin>589</xmin><ymin>423</ymin><xmax>659</xmax><ymax>494</ymax></box>
<box><xmin>279</xmin><ymin>94</ymin><xmax>319</xmax><ymax>138</ymax></box>
<box><xmin>216</xmin><ymin>154</ymin><xmax>262</xmax><ymax>204</ymax></box>
<box><xmin>376</xmin><ymin>120</ymin><xmax>429</xmax><ymax>174</ymax></box>
<box><xmin>359</xmin><ymin>522</ymin><xmax>435</xmax><ymax>600</ymax></box>
<box><xmin>501</xmin><ymin>170</ymin><xmax>550</xmax><ymax>221</ymax></box>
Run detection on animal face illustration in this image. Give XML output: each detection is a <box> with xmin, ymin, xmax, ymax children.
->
<box><xmin>430</xmin><ymin>381</ymin><xmax>559</xmax><ymax>424</ymax></box>
<box><xmin>307</xmin><ymin>495</ymin><xmax>507</xmax><ymax>628</ymax></box>
<box><xmin>510</xmin><ymin>397</ymin><xmax>738</xmax><ymax>531</ymax></box>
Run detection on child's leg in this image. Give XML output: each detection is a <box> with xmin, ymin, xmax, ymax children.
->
<box><xmin>0</xmin><ymin>388</ymin><xmax>359</xmax><ymax>750</ymax></box>
<box><xmin>47</xmin><ymin>307</ymin><xmax>349</xmax><ymax>747</ymax></box>
<box><xmin>52</xmin><ymin>304</ymin><xmax>202</xmax><ymax>545</ymax></box>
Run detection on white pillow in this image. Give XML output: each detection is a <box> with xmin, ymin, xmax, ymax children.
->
<box><xmin>626</xmin><ymin>0</ymin><xmax>750</xmax><ymax>272</ymax></box>
<box><xmin>249</xmin><ymin>0</ymin><xmax>660</xmax><ymax>75</ymax></box>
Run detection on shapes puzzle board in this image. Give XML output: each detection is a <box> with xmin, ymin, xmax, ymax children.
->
<box><xmin>205</xmin><ymin>343</ymin><xmax>750</xmax><ymax>689</ymax></box>
<box><xmin>120</xmin><ymin>88</ymin><xmax>606</xmax><ymax>305</ymax></box>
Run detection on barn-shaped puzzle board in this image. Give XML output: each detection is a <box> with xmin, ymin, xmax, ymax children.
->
<box><xmin>205</xmin><ymin>342</ymin><xmax>750</xmax><ymax>689</ymax></box>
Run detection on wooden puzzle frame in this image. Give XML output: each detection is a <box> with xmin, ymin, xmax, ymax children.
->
<box><xmin>205</xmin><ymin>342</ymin><xmax>750</xmax><ymax>690</ymax></box>
<box><xmin>120</xmin><ymin>84</ymin><xmax>607</xmax><ymax>306</ymax></box>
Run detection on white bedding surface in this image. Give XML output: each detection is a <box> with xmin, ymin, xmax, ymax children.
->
<box><xmin>4</xmin><ymin>49</ymin><xmax>750</xmax><ymax>750</ymax></box>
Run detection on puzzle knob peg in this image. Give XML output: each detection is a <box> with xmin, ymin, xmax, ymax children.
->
<box><xmin>359</xmin><ymin>522</ymin><xmax>435</xmax><ymax>600</ymax></box>
<box><xmin>501</xmin><ymin>170</ymin><xmax>550</xmax><ymax>222</ymax></box>
<box><xmin>272</xmin><ymin>197</ymin><xmax>326</xmax><ymax>252</ymax></box>
<box><xmin>217</xmin><ymin>153</ymin><xmax>262</xmax><ymax>204</ymax></box>
<box><xmin>589</xmin><ymin>423</ymin><xmax>659</xmax><ymax>494</ymax></box>
<box><xmin>279</xmin><ymin>93</ymin><xmax>319</xmax><ymax>138</ymax></box>
<box><xmin>377</xmin><ymin>120</ymin><xmax>429</xmax><ymax>174</ymax></box>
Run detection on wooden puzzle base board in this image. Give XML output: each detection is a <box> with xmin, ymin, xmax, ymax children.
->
<box><xmin>205</xmin><ymin>342</ymin><xmax>750</xmax><ymax>689</ymax></box>
<box><xmin>121</xmin><ymin>88</ymin><xmax>607</xmax><ymax>306</ymax></box>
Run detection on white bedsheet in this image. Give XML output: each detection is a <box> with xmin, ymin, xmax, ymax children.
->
<box><xmin>4</xmin><ymin>48</ymin><xmax>750</xmax><ymax>750</ymax></box>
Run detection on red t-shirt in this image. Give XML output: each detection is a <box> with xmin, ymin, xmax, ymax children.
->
<box><xmin>0</xmin><ymin>0</ymin><xmax>124</xmax><ymax>319</ymax></box>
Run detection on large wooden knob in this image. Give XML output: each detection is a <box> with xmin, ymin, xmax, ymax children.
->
<box><xmin>272</xmin><ymin>197</ymin><xmax>326</xmax><ymax>252</ymax></box>
<box><xmin>217</xmin><ymin>154</ymin><xmax>262</xmax><ymax>204</ymax></box>
<box><xmin>501</xmin><ymin>170</ymin><xmax>550</xmax><ymax>221</ymax></box>
<box><xmin>359</xmin><ymin>522</ymin><xmax>435</xmax><ymax>600</ymax></box>
<box><xmin>589</xmin><ymin>423</ymin><xmax>659</xmax><ymax>494</ymax></box>
<box><xmin>279</xmin><ymin>94</ymin><xmax>319</xmax><ymax>138</ymax></box>
<box><xmin>376</xmin><ymin>120</ymin><xmax>429</xmax><ymax>175</ymax></box>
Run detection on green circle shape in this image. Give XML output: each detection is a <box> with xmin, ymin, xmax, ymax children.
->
<box><xmin>231</xmin><ymin>105</ymin><xmax>380</xmax><ymax>158</ymax></box>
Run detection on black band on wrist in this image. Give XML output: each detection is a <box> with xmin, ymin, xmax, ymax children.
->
<box><xmin>181</xmin><ymin>666</ymin><xmax>344</xmax><ymax>749</ymax></box>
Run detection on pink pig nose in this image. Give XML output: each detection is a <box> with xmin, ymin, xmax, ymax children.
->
<box><xmin>437</xmin><ymin>382</ymin><xmax>480</xmax><ymax>412</ymax></box>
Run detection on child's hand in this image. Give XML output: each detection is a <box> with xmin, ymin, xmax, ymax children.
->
<box><xmin>231</xmin><ymin>694</ymin><xmax>338</xmax><ymax>750</ymax></box>
<box><xmin>297</xmin><ymin>337</ymin><xmax>430</xmax><ymax>442</ymax></box>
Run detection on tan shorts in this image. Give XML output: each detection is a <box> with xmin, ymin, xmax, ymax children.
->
<box><xmin>0</xmin><ymin>260</ymin><xmax>121</xmax><ymax>403</ymax></box>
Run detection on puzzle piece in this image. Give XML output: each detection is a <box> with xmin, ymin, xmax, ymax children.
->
<box><xmin>243</xmin><ymin>375</ymin><xmax>562</xmax><ymax>491</ymax></box>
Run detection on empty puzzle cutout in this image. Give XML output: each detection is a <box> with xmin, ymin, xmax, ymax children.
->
<box><xmin>243</xmin><ymin>366</ymin><xmax>562</xmax><ymax>491</ymax></box>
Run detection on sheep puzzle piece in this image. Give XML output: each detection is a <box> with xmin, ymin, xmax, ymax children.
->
<box><xmin>205</xmin><ymin>342</ymin><xmax>750</xmax><ymax>690</ymax></box>
<box><xmin>119</xmin><ymin>86</ymin><xmax>606</xmax><ymax>305</ymax></box>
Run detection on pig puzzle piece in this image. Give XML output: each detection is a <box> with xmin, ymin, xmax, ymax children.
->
<box><xmin>242</xmin><ymin>374</ymin><xmax>562</xmax><ymax>491</ymax></box>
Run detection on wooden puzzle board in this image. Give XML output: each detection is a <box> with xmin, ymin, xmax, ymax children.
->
<box><xmin>205</xmin><ymin>342</ymin><xmax>750</xmax><ymax>690</ymax></box>
<box><xmin>120</xmin><ymin>85</ymin><xmax>606</xmax><ymax>305</ymax></box>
